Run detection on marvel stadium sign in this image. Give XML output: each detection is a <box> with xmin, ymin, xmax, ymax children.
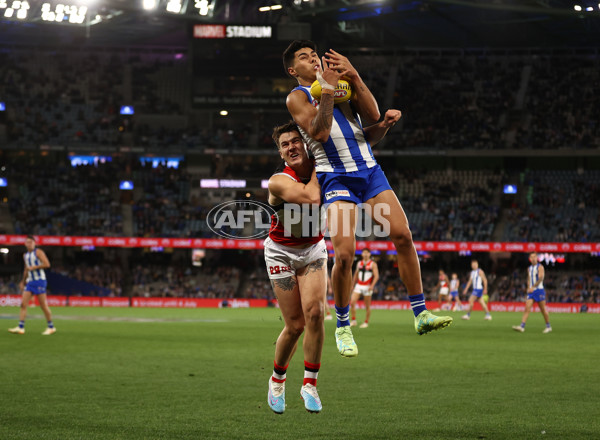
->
<box><xmin>193</xmin><ymin>24</ymin><xmax>272</xmax><ymax>39</ymax></box>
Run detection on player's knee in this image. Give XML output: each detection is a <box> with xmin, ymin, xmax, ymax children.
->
<box><xmin>390</xmin><ymin>226</ymin><xmax>414</xmax><ymax>250</ymax></box>
<box><xmin>286</xmin><ymin>319</ymin><xmax>305</xmax><ymax>338</ymax></box>
<box><xmin>334</xmin><ymin>249</ymin><xmax>354</xmax><ymax>270</ymax></box>
<box><xmin>304</xmin><ymin>301</ymin><xmax>324</xmax><ymax>327</ymax></box>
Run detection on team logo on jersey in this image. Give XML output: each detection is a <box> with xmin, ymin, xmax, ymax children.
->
<box><xmin>324</xmin><ymin>190</ymin><xmax>350</xmax><ymax>200</ymax></box>
<box><xmin>207</xmin><ymin>200</ymin><xmax>275</xmax><ymax>239</ymax></box>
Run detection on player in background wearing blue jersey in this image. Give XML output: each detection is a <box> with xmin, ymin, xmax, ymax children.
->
<box><xmin>283</xmin><ymin>40</ymin><xmax>452</xmax><ymax>357</ymax></box>
<box><xmin>8</xmin><ymin>235</ymin><xmax>56</xmax><ymax>335</ymax></box>
<box><xmin>512</xmin><ymin>252</ymin><xmax>552</xmax><ymax>333</ymax></box>
<box><xmin>461</xmin><ymin>259</ymin><xmax>492</xmax><ymax>321</ymax></box>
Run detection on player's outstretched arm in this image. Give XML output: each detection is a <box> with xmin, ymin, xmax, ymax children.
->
<box><xmin>364</xmin><ymin>109</ymin><xmax>401</xmax><ymax>146</ymax></box>
<box><xmin>268</xmin><ymin>168</ymin><xmax>320</xmax><ymax>206</ymax></box>
<box><xmin>324</xmin><ymin>49</ymin><xmax>380</xmax><ymax>124</ymax></box>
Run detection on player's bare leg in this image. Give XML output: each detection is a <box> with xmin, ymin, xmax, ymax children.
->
<box><xmin>19</xmin><ymin>290</ymin><xmax>32</xmax><ymax>321</ymax></box>
<box><xmin>272</xmin><ymin>276</ymin><xmax>305</xmax><ymax>366</ymax></box>
<box><xmin>9</xmin><ymin>290</ymin><xmax>32</xmax><ymax>334</ymax></box>
<box><xmin>350</xmin><ymin>291</ymin><xmax>360</xmax><ymax>326</ymax></box>
<box><xmin>38</xmin><ymin>294</ymin><xmax>56</xmax><ymax>335</ymax></box>
<box><xmin>366</xmin><ymin>190</ymin><xmax>452</xmax><ymax>334</ymax></box>
<box><xmin>462</xmin><ymin>295</ymin><xmax>477</xmax><ymax>320</ymax></box>
<box><xmin>327</xmin><ymin>201</ymin><xmax>357</xmax><ymax>309</ymax></box>
<box><xmin>38</xmin><ymin>294</ymin><xmax>53</xmax><ymax>321</ymax></box>
<box><xmin>522</xmin><ymin>299</ymin><xmax>533</xmax><ymax>324</ymax></box>
<box><xmin>269</xmin><ymin>275</ymin><xmax>303</xmax><ymax>413</ymax></box>
<box><xmin>513</xmin><ymin>298</ymin><xmax>534</xmax><ymax>332</ymax></box>
<box><xmin>296</xmin><ymin>259</ymin><xmax>326</xmax><ymax>366</ymax></box>
<box><xmin>327</xmin><ymin>201</ymin><xmax>359</xmax><ymax>356</ymax></box>
<box><xmin>366</xmin><ymin>190</ymin><xmax>422</xmax><ymax>294</ymax></box>
<box><xmin>296</xmin><ymin>259</ymin><xmax>326</xmax><ymax>413</ymax></box>
<box><xmin>361</xmin><ymin>296</ymin><xmax>372</xmax><ymax>328</ymax></box>
<box><xmin>538</xmin><ymin>300</ymin><xmax>552</xmax><ymax>333</ymax></box>
<box><xmin>479</xmin><ymin>297</ymin><xmax>492</xmax><ymax>320</ymax></box>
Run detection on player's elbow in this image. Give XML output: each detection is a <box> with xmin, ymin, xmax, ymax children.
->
<box><xmin>312</xmin><ymin>131</ymin><xmax>330</xmax><ymax>143</ymax></box>
<box><xmin>370</xmin><ymin>110</ymin><xmax>381</xmax><ymax>124</ymax></box>
<box><xmin>305</xmin><ymin>190</ymin><xmax>320</xmax><ymax>206</ymax></box>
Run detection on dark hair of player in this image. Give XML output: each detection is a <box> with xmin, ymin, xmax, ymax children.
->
<box><xmin>272</xmin><ymin>120</ymin><xmax>301</xmax><ymax>149</ymax></box>
<box><xmin>282</xmin><ymin>40</ymin><xmax>317</xmax><ymax>78</ymax></box>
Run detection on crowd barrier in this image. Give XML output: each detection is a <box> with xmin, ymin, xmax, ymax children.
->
<box><xmin>0</xmin><ymin>295</ymin><xmax>597</xmax><ymax>313</ymax></box>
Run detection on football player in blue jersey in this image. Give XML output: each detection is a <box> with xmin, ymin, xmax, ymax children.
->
<box><xmin>461</xmin><ymin>259</ymin><xmax>492</xmax><ymax>321</ymax></box>
<box><xmin>512</xmin><ymin>252</ymin><xmax>552</xmax><ymax>333</ymax></box>
<box><xmin>8</xmin><ymin>235</ymin><xmax>56</xmax><ymax>335</ymax></box>
<box><xmin>282</xmin><ymin>40</ymin><xmax>452</xmax><ymax>357</ymax></box>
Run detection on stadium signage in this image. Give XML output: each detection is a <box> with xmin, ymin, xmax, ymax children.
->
<box><xmin>1</xmin><ymin>295</ymin><xmax>598</xmax><ymax>314</ymax></box>
<box><xmin>193</xmin><ymin>95</ymin><xmax>283</xmax><ymax>107</ymax></box>
<box><xmin>1</xmin><ymin>235</ymin><xmax>599</xmax><ymax>253</ymax></box>
<box><xmin>193</xmin><ymin>24</ymin><xmax>272</xmax><ymax>39</ymax></box>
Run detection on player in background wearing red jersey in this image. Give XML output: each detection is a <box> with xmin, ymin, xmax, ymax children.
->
<box><xmin>350</xmin><ymin>248</ymin><xmax>379</xmax><ymax>328</ymax></box>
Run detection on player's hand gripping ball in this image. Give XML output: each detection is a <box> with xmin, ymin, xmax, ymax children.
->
<box><xmin>310</xmin><ymin>78</ymin><xmax>352</xmax><ymax>104</ymax></box>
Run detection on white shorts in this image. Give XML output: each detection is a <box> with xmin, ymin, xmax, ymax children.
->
<box><xmin>353</xmin><ymin>284</ymin><xmax>373</xmax><ymax>297</ymax></box>
<box><xmin>439</xmin><ymin>287</ymin><xmax>449</xmax><ymax>296</ymax></box>
<box><xmin>264</xmin><ymin>237</ymin><xmax>328</xmax><ymax>280</ymax></box>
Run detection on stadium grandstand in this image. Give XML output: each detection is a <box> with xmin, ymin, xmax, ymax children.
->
<box><xmin>1</xmin><ymin>0</ymin><xmax>599</xmax><ymax>306</ymax></box>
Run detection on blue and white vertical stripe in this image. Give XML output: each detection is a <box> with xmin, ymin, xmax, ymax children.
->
<box><xmin>470</xmin><ymin>269</ymin><xmax>483</xmax><ymax>290</ymax></box>
<box><xmin>292</xmin><ymin>85</ymin><xmax>377</xmax><ymax>173</ymax></box>
<box><xmin>528</xmin><ymin>264</ymin><xmax>543</xmax><ymax>289</ymax></box>
<box><xmin>450</xmin><ymin>279</ymin><xmax>459</xmax><ymax>291</ymax></box>
<box><xmin>24</xmin><ymin>250</ymin><xmax>46</xmax><ymax>282</ymax></box>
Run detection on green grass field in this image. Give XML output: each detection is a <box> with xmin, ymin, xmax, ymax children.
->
<box><xmin>1</xmin><ymin>306</ymin><xmax>598</xmax><ymax>440</ymax></box>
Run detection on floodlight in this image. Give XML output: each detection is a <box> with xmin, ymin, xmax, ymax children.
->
<box><xmin>143</xmin><ymin>0</ymin><xmax>157</xmax><ymax>10</ymax></box>
<box><xmin>166</xmin><ymin>0</ymin><xmax>182</xmax><ymax>13</ymax></box>
<box><xmin>195</xmin><ymin>0</ymin><xmax>211</xmax><ymax>15</ymax></box>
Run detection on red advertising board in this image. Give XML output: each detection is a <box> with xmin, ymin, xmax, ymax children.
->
<box><xmin>1</xmin><ymin>235</ymin><xmax>599</xmax><ymax>253</ymax></box>
<box><xmin>1</xmin><ymin>295</ymin><xmax>597</xmax><ymax>313</ymax></box>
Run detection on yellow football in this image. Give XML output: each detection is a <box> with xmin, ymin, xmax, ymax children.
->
<box><xmin>310</xmin><ymin>78</ymin><xmax>352</xmax><ymax>104</ymax></box>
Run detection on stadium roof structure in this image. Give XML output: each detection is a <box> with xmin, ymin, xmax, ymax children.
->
<box><xmin>0</xmin><ymin>0</ymin><xmax>599</xmax><ymax>48</ymax></box>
